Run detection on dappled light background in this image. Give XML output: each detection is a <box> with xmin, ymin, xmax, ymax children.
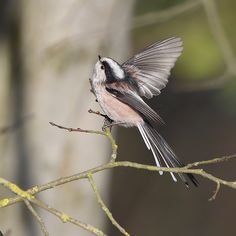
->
<box><xmin>0</xmin><ymin>0</ymin><xmax>236</xmax><ymax>236</ymax></box>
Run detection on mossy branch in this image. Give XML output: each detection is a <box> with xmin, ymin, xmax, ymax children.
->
<box><xmin>1</xmin><ymin>122</ymin><xmax>236</xmax><ymax>235</ymax></box>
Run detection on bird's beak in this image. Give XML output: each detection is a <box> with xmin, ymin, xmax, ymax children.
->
<box><xmin>98</xmin><ymin>55</ymin><xmax>101</xmax><ymax>61</ymax></box>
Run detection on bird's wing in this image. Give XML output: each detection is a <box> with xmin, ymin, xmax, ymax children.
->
<box><xmin>105</xmin><ymin>83</ymin><xmax>164</xmax><ymax>124</ymax></box>
<box><xmin>122</xmin><ymin>37</ymin><xmax>183</xmax><ymax>98</ymax></box>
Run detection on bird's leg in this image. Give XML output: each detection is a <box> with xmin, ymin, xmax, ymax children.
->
<box><xmin>88</xmin><ymin>109</ymin><xmax>122</xmax><ymax>131</ymax></box>
<box><xmin>102</xmin><ymin>121</ymin><xmax>125</xmax><ymax>131</ymax></box>
<box><xmin>102</xmin><ymin>118</ymin><xmax>113</xmax><ymax>132</ymax></box>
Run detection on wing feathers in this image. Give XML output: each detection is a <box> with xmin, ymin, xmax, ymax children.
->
<box><xmin>106</xmin><ymin>86</ymin><xmax>164</xmax><ymax>124</ymax></box>
<box><xmin>122</xmin><ymin>37</ymin><xmax>183</xmax><ymax>98</ymax></box>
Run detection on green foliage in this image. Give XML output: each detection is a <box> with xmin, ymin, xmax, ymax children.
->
<box><xmin>132</xmin><ymin>5</ymin><xmax>225</xmax><ymax>81</ymax></box>
<box><xmin>176</xmin><ymin>12</ymin><xmax>224</xmax><ymax>81</ymax></box>
<box><xmin>217</xmin><ymin>0</ymin><xmax>236</xmax><ymax>53</ymax></box>
<box><xmin>135</xmin><ymin>0</ymin><xmax>186</xmax><ymax>15</ymax></box>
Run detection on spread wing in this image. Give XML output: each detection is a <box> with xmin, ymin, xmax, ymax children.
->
<box><xmin>105</xmin><ymin>83</ymin><xmax>164</xmax><ymax>124</ymax></box>
<box><xmin>122</xmin><ymin>37</ymin><xmax>183</xmax><ymax>99</ymax></box>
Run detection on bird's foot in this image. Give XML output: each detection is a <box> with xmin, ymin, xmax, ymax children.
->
<box><xmin>102</xmin><ymin>121</ymin><xmax>125</xmax><ymax>131</ymax></box>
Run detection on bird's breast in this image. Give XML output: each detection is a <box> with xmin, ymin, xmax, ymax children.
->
<box><xmin>94</xmin><ymin>85</ymin><xmax>142</xmax><ymax>127</ymax></box>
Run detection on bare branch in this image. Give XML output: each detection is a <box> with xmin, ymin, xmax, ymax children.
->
<box><xmin>49</xmin><ymin>121</ymin><xmax>118</xmax><ymax>162</ymax></box>
<box><xmin>0</xmin><ymin>178</ymin><xmax>106</xmax><ymax>236</ymax></box>
<box><xmin>30</xmin><ymin>198</ymin><xmax>106</xmax><ymax>236</ymax></box>
<box><xmin>1</xmin><ymin>154</ymin><xmax>236</xmax><ymax>210</ymax></box>
<box><xmin>185</xmin><ymin>154</ymin><xmax>236</xmax><ymax>168</ymax></box>
<box><xmin>88</xmin><ymin>109</ymin><xmax>107</xmax><ymax>118</ymax></box>
<box><xmin>24</xmin><ymin>200</ymin><xmax>49</xmax><ymax>236</ymax></box>
<box><xmin>209</xmin><ymin>182</ymin><xmax>220</xmax><ymax>201</ymax></box>
<box><xmin>1</xmin><ymin>126</ymin><xmax>236</xmax><ymax>235</ymax></box>
<box><xmin>88</xmin><ymin>174</ymin><xmax>130</xmax><ymax>236</ymax></box>
<box><xmin>49</xmin><ymin>122</ymin><xmax>105</xmax><ymax>136</ymax></box>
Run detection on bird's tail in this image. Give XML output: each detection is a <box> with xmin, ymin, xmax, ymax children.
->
<box><xmin>138</xmin><ymin>122</ymin><xmax>198</xmax><ymax>187</ymax></box>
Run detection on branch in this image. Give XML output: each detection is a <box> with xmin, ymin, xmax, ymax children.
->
<box><xmin>1</xmin><ymin>155</ymin><xmax>236</xmax><ymax>209</ymax></box>
<box><xmin>30</xmin><ymin>198</ymin><xmax>106</xmax><ymax>236</ymax></box>
<box><xmin>209</xmin><ymin>182</ymin><xmax>220</xmax><ymax>201</ymax></box>
<box><xmin>1</xmin><ymin>123</ymin><xmax>236</xmax><ymax>235</ymax></box>
<box><xmin>49</xmin><ymin>122</ymin><xmax>104</xmax><ymax>136</ymax></box>
<box><xmin>0</xmin><ymin>177</ymin><xmax>106</xmax><ymax>236</ymax></box>
<box><xmin>24</xmin><ymin>200</ymin><xmax>49</xmax><ymax>236</ymax></box>
<box><xmin>88</xmin><ymin>174</ymin><xmax>130</xmax><ymax>236</ymax></box>
<box><xmin>185</xmin><ymin>154</ymin><xmax>236</xmax><ymax>168</ymax></box>
<box><xmin>49</xmin><ymin>121</ymin><xmax>117</xmax><ymax>162</ymax></box>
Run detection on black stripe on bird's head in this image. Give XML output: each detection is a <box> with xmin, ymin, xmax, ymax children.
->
<box><xmin>99</xmin><ymin>57</ymin><xmax>125</xmax><ymax>83</ymax></box>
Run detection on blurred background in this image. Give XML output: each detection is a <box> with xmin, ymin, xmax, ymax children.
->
<box><xmin>0</xmin><ymin>0</ymin><xmax>236</xmax><ymax>235</ymax></box>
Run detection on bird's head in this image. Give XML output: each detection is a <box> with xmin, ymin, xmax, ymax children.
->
<box><xmin>92</xmin><ymin>56</ymin><xmax>125</xmax><ymax>84</ymax></box>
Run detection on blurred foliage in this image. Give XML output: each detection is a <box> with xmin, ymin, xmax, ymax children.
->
<box><xmin>217</xmin><ymin>0</ymin><xmax>236</xmax><ymax>52</ymax></box>
<box><xmin>135</xmin><ymin>0</ymin><xmax>187</xmax><ymax>15</ymax></box>
<box><xmin>219</xmin><ymin>77</ymin><xmax>236</xmax><ymax>116</ymax></box>
<box><xmin>216</xmin><ymin>0</ymin><xmax>236</xmax><ymax>115</ymax></box>
<box><xmin>133</xmin><ymin>0</ymin><xmax>236</xmax><ymax>119</ymax></box>
<box><xmin>133</xmin><ymin>0</ymin><xmax>235</xmax><ymax>82</ymax></box>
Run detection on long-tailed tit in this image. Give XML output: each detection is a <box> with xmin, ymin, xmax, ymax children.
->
<box><xmin>90</xmin><ymin>37</ymin><xmax>198</xmax><ymax>187</ymax></box>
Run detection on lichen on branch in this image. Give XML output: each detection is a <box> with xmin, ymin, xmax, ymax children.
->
<box><xmin>0</xmin><ymin>121</ymin><xmax>236</xmax><ymax>236</ymax></box>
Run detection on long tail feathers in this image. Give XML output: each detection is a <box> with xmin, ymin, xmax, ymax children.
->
<box><xmin>138</xmin><ymin>123</ymin><xmax>198</xmax><ymax>187</ymax></box>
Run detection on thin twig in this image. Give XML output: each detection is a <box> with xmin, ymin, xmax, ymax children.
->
<box><xmin>24</xmin><ymin>200</ymin><xmax>49</xmax><ymax>236</ymax></box>
<box><xmin>185</xmin><ymin>154</ymin><xmax>236</xmax><ymax>168</ymax></box>
<box><xmin>88</xmin><ymin>109</ymin><xmax>106</xmax><ymax>118</ymax></box>
<box><xmin>49</xmin><ymin>122</ymin><xmax>105</xmax><ymax>136</ymax></box>
<box><xmin>49</xmin><ymin>121</ymin><xmax>118</xmax><ymax>162</ymax></box>
<box><xmin>88</xmin><ymin>174</ymin><xmax>130</xmax><ymax>236</ymax></box>
<box><xmin>209</xmin><ymin>182</ymin><xmax>221</xmax><ymax>201</ymax></box>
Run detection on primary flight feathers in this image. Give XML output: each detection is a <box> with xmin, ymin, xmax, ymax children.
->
<box><xmin>122</xmin><ymin>37</ymin><xmax>183</xmax><ymax>98</ymax></box>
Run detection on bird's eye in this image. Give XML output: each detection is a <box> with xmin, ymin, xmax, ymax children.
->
<box><xmin>100</xmin><ymin>65</ymin><xmax>104</xmax><ymax>70</ymax></box>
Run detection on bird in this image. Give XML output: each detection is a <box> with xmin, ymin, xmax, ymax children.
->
<box><xmin>90</xmin><ymin>37</ymin><xmax>198</xmax><ymax>187</ymax></box>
